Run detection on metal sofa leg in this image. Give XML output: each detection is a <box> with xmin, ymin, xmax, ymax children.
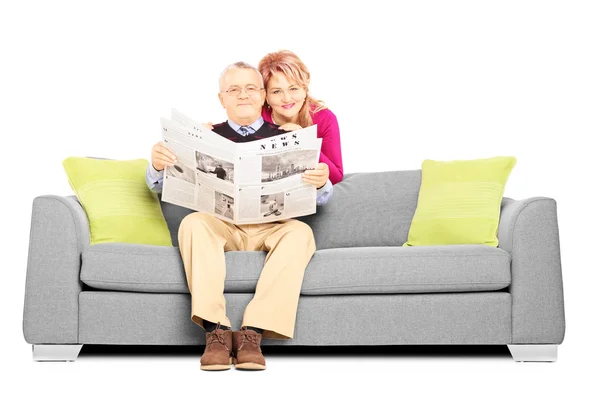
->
<box><xmin>508</xmin><ymin>344</ymin><xmax>557</xmax><ymax>362</ymax></box>
<box><xmin>32</xmin><ymin>344</ymin><xmax>83</xmax><ymax>362</ymax></box>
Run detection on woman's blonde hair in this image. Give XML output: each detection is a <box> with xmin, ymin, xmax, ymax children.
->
<box><xmin>258</xmin><ymin>50</ymin><xmax>326</xmax><ymax>128</ymax></box>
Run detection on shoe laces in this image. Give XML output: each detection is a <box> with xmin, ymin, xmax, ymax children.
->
<box><xmin>206</xmin><ymin>322</ymin><xmax>230</xmax><ymax>350</ymax></box>
<box><xmin>239</xmin><ymin>327</ymin><xmax>260</xmax><ymax>349</ymax></box>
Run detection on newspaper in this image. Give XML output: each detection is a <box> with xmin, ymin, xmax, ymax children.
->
<box><xmin>159</xmin><ymin>109</ymin><xmax>323</xmax><ymax>224</ymax></box>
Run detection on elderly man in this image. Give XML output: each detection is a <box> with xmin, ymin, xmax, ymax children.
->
<box><xmin>146</xmin><ymin>62</ymin><xmax>333</xmax><ymax>371</ymax></box>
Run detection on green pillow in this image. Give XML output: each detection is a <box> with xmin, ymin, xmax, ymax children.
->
<box><xmin>62</xmin><ymin>157</ymin><xmax>172</xmax><ymax>246</ymax></box>
<box><xmin>403</xmin><ymin>156</ymin><xmax>517</xmax><ymax>247</ymax></box>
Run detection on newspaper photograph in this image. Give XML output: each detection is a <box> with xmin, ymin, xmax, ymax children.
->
<box><xmin>159</xmin><ymin>109</ymin><xmax>322</xmax><ymax>224</ymax></box>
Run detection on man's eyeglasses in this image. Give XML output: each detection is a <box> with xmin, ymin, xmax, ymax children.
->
<box><xmin>222</xmin><ymin>86</ymin><xmax>264</xmax><ymax>97</ymax></box>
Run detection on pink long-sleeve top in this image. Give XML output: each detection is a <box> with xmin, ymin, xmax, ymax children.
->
<box><xmin>262</xmin><ymin>107</ymin><xmax>344</xmax><ymax>185</ymax></box>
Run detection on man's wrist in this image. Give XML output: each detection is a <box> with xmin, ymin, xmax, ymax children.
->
<box><xmin>152</xmin><ymin>163</ymin><xmax>163</xmax><ymax>172</ymax></box>
<box><xmin>317</xmin><ymin>179</ymin><xmax>332</xmax><ymax>192</ymax></box>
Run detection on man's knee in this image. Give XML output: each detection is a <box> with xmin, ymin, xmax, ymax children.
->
<box><xmin>179</xmin><ymin>212</ymin><xmax>217</xmax><ymax>235</ymax></box>
<box><xmin>283</xmin><ymin>220</ymin><xmax>316</xmax><ymax>246</ymax></box>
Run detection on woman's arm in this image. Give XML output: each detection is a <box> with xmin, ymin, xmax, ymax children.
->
<box><xmin>317</xmin><ymin>109</ymin><xmax>344</xmax><ymax>185</ymax></box>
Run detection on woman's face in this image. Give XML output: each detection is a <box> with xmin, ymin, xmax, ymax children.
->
<box><xmin>266</xmin><ymin>71</ymin><xmax>307</xmax><ymax>122</ymax></box>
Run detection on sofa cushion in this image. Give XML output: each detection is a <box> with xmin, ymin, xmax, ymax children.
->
<box><xmin>81</xmin><ymin>243</ymin><xmax>511</xmax><ymax>295</ymax></box>
<box><xmin>303</xmin><ymin>245</ymin><xmax>510</xmax><ymax>294</ymax></box>
<box><xmin>404</xmin><ymin>156</ymin><xmax>517</xmax><ymax>247</ymax></box>
<box><xmin>62</xmin><ymin>157</ymin><xmax>172</xmax><ymax>246</ymax></box>
<box><xmin>157</xmin><ymin>194</ymin><xmax>195</xmax><ymax>247</ymax></box>
<box><xmin>297</xmin><ymin>170</ymin><xmax>423</xmax><ymax>249</ymax></box>
<box><xmin>158</xmin><ymin>171</ymin><xmax>423</xmax><ymax>249</ymax></box>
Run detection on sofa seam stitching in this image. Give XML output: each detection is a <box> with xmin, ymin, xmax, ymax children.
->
<box><xmin>84</xmin><ymin>253</ymin><xmax>510</xmax><ymax>260</ymax></box>
<box><xmin>81</xmin><ymin>279</ymin><xmax>511</xmax><ymax>286</ymax></box>
<box><xmin>303</xmin><ymin>282</ymin><xmax>512</xmax><ymax>290</ymax></box>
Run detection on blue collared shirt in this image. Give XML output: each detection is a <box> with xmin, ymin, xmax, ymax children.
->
<box><xmin>227</xmin><ymin>117</ymin><xmax>264</xmax><ymax>136</ymax></box>
<box><xmin>146</xmin><ymin>118</ymin><xmax>334</xmax><ymax>206</ymax></box>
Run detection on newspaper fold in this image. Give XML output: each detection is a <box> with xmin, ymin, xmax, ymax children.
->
<box><xmin>160</xmin><ymin>109</ymin><xmax>322</xmax><ymax>224</ymax></box>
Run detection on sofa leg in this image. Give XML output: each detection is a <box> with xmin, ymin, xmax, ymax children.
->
<box><xmin>32</xmin><ymin>344</ymin><xmax>83</xmax><ymax>362</ymax></box>
<box><xmin>507</xmin><ymin>344</ymin><xmax>557</xmax><ymax>362</ymax></box>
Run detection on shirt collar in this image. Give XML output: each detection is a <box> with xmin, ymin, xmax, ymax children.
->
<box><xmin>227</xmin><ymin>116</ymin><xmax>264</xmax><ymax>133</ymax></box>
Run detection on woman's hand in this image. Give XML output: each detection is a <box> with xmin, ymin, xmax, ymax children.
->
<box><xmin>278</xmin><ymin>123</ymin><xmax>302</xmax><ymax>131</ymax></box>
<box><xmin>151</xmin><ymin>141</ymin><xmax>177</xmax><ymax>171</ymax></box>
<box><xmin>303</xmin><ymin>163</ymin><xmax>329</xmax><ymax>189</ymax></box>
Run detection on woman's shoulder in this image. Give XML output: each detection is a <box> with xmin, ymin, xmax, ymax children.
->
<box><xmin>311</xmin><ymin>106</ymin><xmax>337</xmax><ymax>123</ymax></box>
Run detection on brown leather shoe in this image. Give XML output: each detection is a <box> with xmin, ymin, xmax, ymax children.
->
<box><xmin>233</xmin><ymin>327</ymin><xmax>266</xmax><ymax>370</ymax></box>
<box><xmin>200</xmin><ymin>323</ymin><xmax>233</xmax><ymax>371</ymax></box>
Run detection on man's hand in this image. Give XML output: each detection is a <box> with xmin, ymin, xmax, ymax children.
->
<box><xmin>151</xmin><ymin>141</ymin><xmax>177</xmax><ymax>171</ymax></box>
<box><xmin>302</xmin><ymin>163</ymin><xmax>329</xmax><ymax>189</ymax></box>
<box><xmin>202</xmin><ymin>122</ymin><xmax>214</xmax><ymax>130</ymax></box>
<box><xmin>278</xmin><ymin>123</ymin><xmax>302</xmax><ymax>131</ymax></box>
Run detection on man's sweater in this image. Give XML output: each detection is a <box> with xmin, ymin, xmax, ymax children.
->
<box><xmin>212</xmin><ymin>121</ymin><xmax>284</xmax><ymax>142</ymax></box>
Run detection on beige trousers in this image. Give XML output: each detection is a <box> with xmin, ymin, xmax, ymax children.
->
<box><xmin>178</xmin><ymin>212</ymin><xmax>316</xmax><ymax>339</ymax></box>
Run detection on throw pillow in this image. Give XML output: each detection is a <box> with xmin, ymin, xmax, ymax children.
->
<box><xmin>403</xmin><ymin>156</ymin><xmax>517</xmax><ymax>247</ymax></box>
<box><xmin>62</xmin><ymin>157</ymin><xmax>172</xmax><ymax>246</ymax></box>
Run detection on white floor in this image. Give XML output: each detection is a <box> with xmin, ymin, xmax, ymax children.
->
<box><xmin>9</xmin><ymin>338</ymin><xmax>596</xmax><ymax>399</ymax></box>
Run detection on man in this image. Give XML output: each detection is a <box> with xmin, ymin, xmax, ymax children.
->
<box><xmin>210</xmin><ymin>163</ymin><xmax>227</xmax><ymax>180</ymax></box>
<box><xmin>146</xmin><ymin>62</ymin><xmax>333</xmax><ymax>371</ymax></box>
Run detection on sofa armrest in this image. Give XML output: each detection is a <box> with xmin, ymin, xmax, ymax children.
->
<box><xmin>498</xmin><ymin>197</ymin><xmax>565</xmax><ymax>344</ymax></box>
<box><xmin>23</xmin><ymin>195</ymin><xmax>89</xmax><ymax>344</ymax></box>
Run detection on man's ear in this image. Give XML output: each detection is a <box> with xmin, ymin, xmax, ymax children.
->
<box><xmin>218</xmin><ymin>93</ymin><xmax>226</xmax><ymax>108</ymax></box>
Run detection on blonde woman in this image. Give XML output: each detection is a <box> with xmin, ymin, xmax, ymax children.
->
<box><xmin>259</xmin><ymin>50</ymin><xmax>344</xmax><ymax>185</ymax></box>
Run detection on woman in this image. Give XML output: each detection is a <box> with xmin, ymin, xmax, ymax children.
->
<box><xmin>258</xmin><ymin>50</ymin><xmax>344</xmax><ymax>185</ymax></box>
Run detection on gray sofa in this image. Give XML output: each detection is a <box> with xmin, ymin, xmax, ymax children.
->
<box><xmin>22</xmin><ymin>170</ymin><xmax>565</xmax><ymax>362</ymax></box>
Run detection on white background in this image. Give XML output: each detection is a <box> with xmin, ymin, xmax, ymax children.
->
<box><xmin>2</xmin><ymin>0</ymin><xmax>599</xmax><ymax>398</ymax></box>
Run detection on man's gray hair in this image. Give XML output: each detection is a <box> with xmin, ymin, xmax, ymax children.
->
<box><xmin>219</xmin><ymin>61</ymin><xmax>264</xmax><ymax>91</ymax></box>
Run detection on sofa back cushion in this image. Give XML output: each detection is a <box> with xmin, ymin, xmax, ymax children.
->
<box><xmin>159</xmin><ymin>170</ymin><xmax>422</xmax><ymax>249</ymax></box>
<box><xmin>297</xmin><ymin>170</ymin><xmax>422</xmax><ymax>249</ymax></box>
<box><xmin>159</xmin><ymin>196</ymin><xmax>195</xmax><ymax>247</ymax></box>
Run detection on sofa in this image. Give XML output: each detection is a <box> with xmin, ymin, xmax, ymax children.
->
<box><xmin>22</xmin><ymin>170</ymin><xmax>565</xmax><ymax>362</ymax></box>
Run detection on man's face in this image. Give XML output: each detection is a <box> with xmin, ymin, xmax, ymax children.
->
<box><xmin>218</xmin><ymin>68</ymin><xmax>265</xmax><ymax>125</ymax></box>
